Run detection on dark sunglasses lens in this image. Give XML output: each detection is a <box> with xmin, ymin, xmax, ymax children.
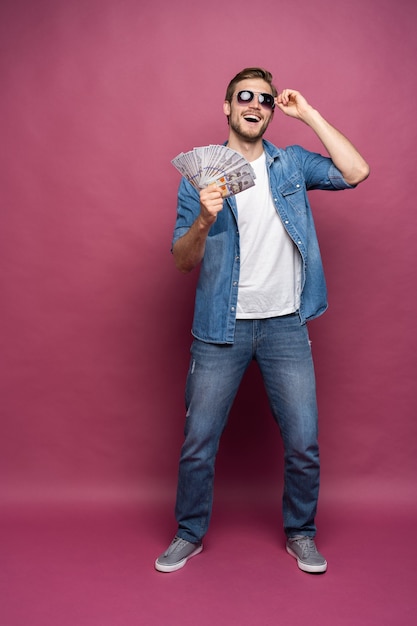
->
<box><xmin>259</xmin><ymin>93</ymin><xmax>274</xmax><ymax>109</ymax></box>
<box><xmin>237</xmin><ymin>90</ymin><xmax>254</xmax><ymax>104</ymax></box>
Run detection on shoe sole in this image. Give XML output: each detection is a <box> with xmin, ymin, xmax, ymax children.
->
<box><xmin>286</xmin><ymin>545</ymin><xmax>327</xmax><ymax>574</ymax></box>
<box><xmin>154</xmin><ymin>544</ymin><xmax>203</xmax><ymax>573</ymax></box>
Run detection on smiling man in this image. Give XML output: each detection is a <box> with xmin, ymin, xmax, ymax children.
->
<box><xmin>155</xmin><ymin>68</ymin><xmax>369</xmax><ymax>574</ymax></box>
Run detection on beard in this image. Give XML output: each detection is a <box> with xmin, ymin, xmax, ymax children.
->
<box><xmin>228</xmin><ymin>113</ymin><xmax>271</xmax><ymax>143</ymax></box>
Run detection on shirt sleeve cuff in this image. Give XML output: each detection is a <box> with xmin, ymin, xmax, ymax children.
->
<box><xmin>328</xmin><ymin>163</ymin><xmax>357</xmax><ymax>189</ymax></box>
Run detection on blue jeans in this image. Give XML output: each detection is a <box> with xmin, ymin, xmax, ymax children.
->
<box><xmin>175</xmin><ymin>315</ymin><xmax>320</xmax><ymax>543</ymax></box>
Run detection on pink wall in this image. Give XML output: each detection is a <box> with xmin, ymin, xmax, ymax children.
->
<box><xmin>1</xmin><ymin>0</ymin><xmax>416</xmax><ymax>508</ymax></box>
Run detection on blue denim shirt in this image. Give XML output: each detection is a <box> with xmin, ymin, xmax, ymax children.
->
<box><xmin>172</xmin><ymin>139</ymin><xmax>354</xmax><ymax>344</ymax></box>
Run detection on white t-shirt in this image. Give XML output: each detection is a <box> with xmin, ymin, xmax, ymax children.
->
<box><xmin>236</xmin><ymin>152</ymin><xmax>301</xmax><ymax>319</ymax></box>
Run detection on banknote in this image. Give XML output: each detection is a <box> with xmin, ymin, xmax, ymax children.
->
<box><xmin>171</xmin><ymin>145</ymin><xmax>256</xmax><ymax>197</ymax></box>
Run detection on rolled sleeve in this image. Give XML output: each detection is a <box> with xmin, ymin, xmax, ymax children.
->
<box><xmin>328</xmin><ymin>163</ymin><xmax>357</xmax><ymax>190</ymax></box>
<box><xmin>171</xmin><ymin>178</ymin><xmax>201</xmax><ymax>250</ymax></box>
<box><xmin>289</xmin><ymin>145</ymin><xmax>355</xmax><ymax>191</ymax></box>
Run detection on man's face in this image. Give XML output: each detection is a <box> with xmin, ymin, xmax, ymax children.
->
<box><xmin>224</xmin><ymin>78</ymin><xmax>275</xmax><ymax>142</ymax></box>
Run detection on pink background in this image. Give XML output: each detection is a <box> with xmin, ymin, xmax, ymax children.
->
<box><xmin>1</xmin><ymin>0</ymin><xmax>416</xmax><ymax>624</ymax></box>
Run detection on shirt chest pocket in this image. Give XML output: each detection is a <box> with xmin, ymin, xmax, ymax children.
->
<box><xmin>279</xmin><ymin>175</ymin><xmax>306</xmax><ymax>216</ymax></box>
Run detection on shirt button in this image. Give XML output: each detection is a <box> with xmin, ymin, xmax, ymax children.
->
<box><xmin>231</xmin><ymin>307</ymin><xmax>235</xmax><ymax>312</ymax></box>
<box><xmin>233</xmin><ymin>281</ymin><xmax>238</xmax><ymax>286</ymax></box>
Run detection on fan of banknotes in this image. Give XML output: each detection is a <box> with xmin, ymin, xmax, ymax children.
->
<box><xmin>171</xmin><ymin>145</ymin><xmax>256</xmax><ymax>197</ymax></box>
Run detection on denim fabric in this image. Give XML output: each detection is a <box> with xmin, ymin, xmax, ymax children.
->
<box><xmin>172</xmin><ymin>140</ymin><xmax>354</xmax><ymax>344</ymax></box>
<box><xmin>175</xmin><ymin>315</ymin><xmax>320</xmax><ymax>543</ymax></box>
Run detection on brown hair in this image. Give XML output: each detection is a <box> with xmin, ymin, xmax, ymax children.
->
<box><xmin>225</xmin><ymin>67</ymin><xmax>278</xmax><ymax>102</ymax></box>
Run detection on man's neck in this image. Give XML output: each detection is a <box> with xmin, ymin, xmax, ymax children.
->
<box><xmin>226</xmin><ymin>135</ymin><xmax>265</xmax><ymax>162</ymax></box>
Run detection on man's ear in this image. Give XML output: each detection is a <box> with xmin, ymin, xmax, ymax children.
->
<box><xmin>223</xmin><ymin>100</ymin><xmax>231</xmax><ymax>117</ymax></box>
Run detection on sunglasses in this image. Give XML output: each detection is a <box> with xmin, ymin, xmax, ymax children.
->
<box><xmin>236</xmin><ymin>90</ymin><xmax>275</xmax><ymax>110</ymax></box>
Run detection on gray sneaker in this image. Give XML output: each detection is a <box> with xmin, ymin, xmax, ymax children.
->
<box><xmin>286</xmin><ymin>536</ymin><xmax>327</xmax><ymax>573</ymax></box>
<box><xmin>155</xmin><ymin>536</ymin><xmax>203</xmax><ymax>572</ymax></box>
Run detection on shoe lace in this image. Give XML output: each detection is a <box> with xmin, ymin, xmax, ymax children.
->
<box><xmin>167</xmin><ymin>537</ymin><xmax>187</xmax><ymax>554</ymax></box>
<box><xmin>297</xmin><ymin>537</ymin><xmax>317</xmax><ymax>558</ymax></box>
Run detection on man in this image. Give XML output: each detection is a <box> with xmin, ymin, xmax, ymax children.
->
<box><xmin>155</xmin><ymin>68</ymin><xmax>369</xmax><ymax>574</ymax></box>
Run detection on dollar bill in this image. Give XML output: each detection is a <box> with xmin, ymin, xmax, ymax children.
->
<box><xmin>171</xmin><ymin>145</ymin><xmax>256</xmax><ymax>197</ymax></box>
